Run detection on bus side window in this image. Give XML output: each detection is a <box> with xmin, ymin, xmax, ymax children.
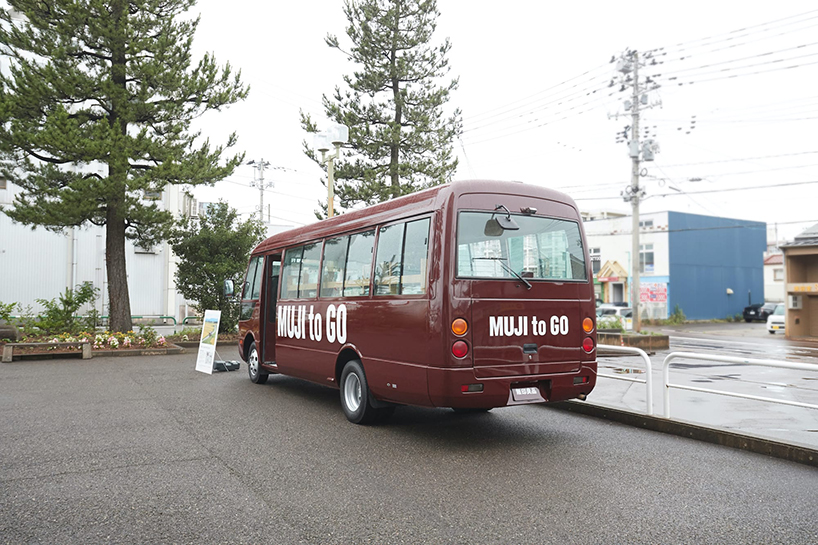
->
<box><xmin>401</xmin><ymin>218</ymin><xmax>430</xmax><ymax>295</ymax></box>
<box><xmin>321</xmin><ymin>236</ymin><xmax>348</xmax><ymax>298</ymax></box>
<box><xmin>281</xmin><ymin>246</ymin><xmax>303</xmax><ymax>299</ymax></box>
<box><xmin>344</xmin><ymin>229</ymin><xmax>375</xmax><ymax>297</ymax></box>
<box><xmin>298</xmin><ymin>243</ymin><xmax>321</xmax><ymax>299</ymax></box>
<box><xmin>374</xmin><ymin>223</ymin><xmax>404</xmax><ymax>295</ymax></box>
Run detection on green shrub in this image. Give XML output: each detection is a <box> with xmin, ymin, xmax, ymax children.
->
<box><xmin>35</xmin><ymin>283</ymin><xmax>99</xmax><ymax>335</ymax></box>
<box><xmin>667</xmin><ymin>305</ymin><xmax>686</xmax><ymax>325</ymax></box>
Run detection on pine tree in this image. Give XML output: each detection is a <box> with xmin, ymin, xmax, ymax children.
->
<box><xmin>301</xmin><ymin>0</ymin><xmax>462</xmax><ymax>213</ymax></box>
<box><xmin>0</xmin><ymin>1</ymin><xmax>247</xmax><ymax>332</ymax></box>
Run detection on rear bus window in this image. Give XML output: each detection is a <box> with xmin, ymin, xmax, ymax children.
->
<box><xmin>457</xmin><ymin>212</ymin><xmax>587</xmax><ymax>282</ymax></box>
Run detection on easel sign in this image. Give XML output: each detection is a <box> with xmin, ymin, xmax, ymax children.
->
<box><xmin>195</xmin><ymin>310</ymin><xmax>221</xmax><ymax>374</ymax></box>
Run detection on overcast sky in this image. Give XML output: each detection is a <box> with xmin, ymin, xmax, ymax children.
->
<box><xmin>188</xmin><ymin>0</ymin><xmax>818</xmax><ymax>242</ymax></box>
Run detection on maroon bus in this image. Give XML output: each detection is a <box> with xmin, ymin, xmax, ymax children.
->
<box><xmin>234</xmin><ymin>180</ymin><xmax>597</xmax><ymax>424</ymax></box>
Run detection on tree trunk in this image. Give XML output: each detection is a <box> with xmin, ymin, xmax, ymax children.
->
<box><xmin>389</xmin><ymin>0</ymin><xmax>402</xmax><ymax>199</ymax></box>
<box><xmin>106</xmin><ymin>0</ymin><xmax>132</xmax><ymax>333</ymax></box>
<box><xmin>106</xmin><ymin>210</ymin><xmax>133</xmax><ymax>332</ymax></box>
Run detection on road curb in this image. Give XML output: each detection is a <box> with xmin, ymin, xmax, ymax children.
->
<box><xmin>548</xmin><ymin>400</ymin><xmax>818</xmax><ymax>468</ymax></box>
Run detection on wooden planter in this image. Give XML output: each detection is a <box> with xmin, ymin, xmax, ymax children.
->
<box><xmin>597</xmin><ymin>332</ymin><xmax>670</xmax><ymax>352</ymax></box>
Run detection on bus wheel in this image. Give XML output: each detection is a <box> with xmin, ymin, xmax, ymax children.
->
<box><xmin>247</xmin><ymin>341</ymin><xmax>268</xmax><ymax>385</ymax></box>
<box><xmin>340</xmin><ymin>360</ymin><xmax>384</xmax><ymax>424</ymax></box>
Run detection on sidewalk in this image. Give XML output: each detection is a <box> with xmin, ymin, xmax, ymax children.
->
<box><xmin>584</xmin><ymin>340</ymin><xmax>818</xmax><ymax>452</ymax></box>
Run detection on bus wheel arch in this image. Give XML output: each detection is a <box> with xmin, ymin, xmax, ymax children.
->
<box><xmin>242</xmin><ymin>333</ymin><xmax>256</xmax><ymax>362</ymax></box>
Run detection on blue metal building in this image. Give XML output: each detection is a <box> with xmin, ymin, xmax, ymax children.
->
<box><xmin>667</xmin><ymin>212</ymin><xmax>766</xmax><ymax>320</ymax></box>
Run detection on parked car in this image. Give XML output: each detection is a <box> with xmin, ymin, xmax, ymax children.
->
<box><xmin>743</xmin><ymin>302</ymin><xmax>777</xmax><ymax>322</ymax></box>
<box><xmin>766</xmin><ymin>304</ymin><xmax>785</xmax><ymax>334</ymax></box>
<box><xmin>596</xmin><ymin>305</ymin><xmax>633</xmax><ymax>331</ymax></box>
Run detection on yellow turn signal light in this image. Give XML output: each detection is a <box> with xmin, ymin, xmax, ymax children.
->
<box><xmin>582</xmin><ymin>317</ymin><xmax>594</xmax><ymax>333</ymax></box>
<box><xmin>452</xmin><ymin>318</ymin><xmax>468</xmax><ymax>336</ymax></box>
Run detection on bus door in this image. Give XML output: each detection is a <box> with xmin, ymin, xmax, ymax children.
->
<box><xmin>263</xmin><ymin>254</ymin><xmax>281</xmax><ymax>366</ymax></box>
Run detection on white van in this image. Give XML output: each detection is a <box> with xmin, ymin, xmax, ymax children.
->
<box><xmin>596</xmin><ymin>305</ymin><xmax>633</xmax><ymax>331</ymax></box>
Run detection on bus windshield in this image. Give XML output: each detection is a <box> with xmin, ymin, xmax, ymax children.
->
<box><xmin>457</xmin><ymin>211</ymin><xmax>587</xmax><ymax>282</ymax></box>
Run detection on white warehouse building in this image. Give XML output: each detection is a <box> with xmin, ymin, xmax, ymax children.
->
<box><xmin>0</xmin><ymin>175</ymin><xmax>196</xmax><ymax>325</ymax></box>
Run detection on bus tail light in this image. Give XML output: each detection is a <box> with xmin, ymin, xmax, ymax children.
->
<box><xmin>583</xmin><ymin>317</ymin><xmax>594</xmax><ymax>333</ymax></box>
<box><xmin>582</xmin><ymin>337</ymin><xmax>595</xmax><ymax>353</ymax></box>
<box><xmin>451</xmin><ymin>318</ymin><xmax>468</xmax><ymax>336</ymax></box>
<box><xmin>452</xmin><ymin>340</ymin><xmax>469</xmax><ymax>358</ymax></box>
<box><xmin>461</xmin><ymin>383</ymin><xmax>483</xmax><ymax>393</ymax></box>
<box><xmin>574</xmin><ymin>376</ymin><xmax>589</xmax><ymax>385</ymax></box>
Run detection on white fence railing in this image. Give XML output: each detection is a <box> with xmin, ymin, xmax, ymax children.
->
<box><xmin>597</xmin><ymin>345</ymin><xmax>654</xmax><ymax>415</ymax></box>
<box><xmin>662</xmin><ymin>352</ymin><xmax>818</xmax><ymax>419</ymax></box>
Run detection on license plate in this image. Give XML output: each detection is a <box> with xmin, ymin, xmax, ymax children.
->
<box><xmin>772</xmin><ymin>325</ymin><xmax>781</xmax><ymax>330</ymax></box>
<box><xmin>511</xmin><ymin>386</ymin><xmax>541</xmax><ymax>402</ymax></box>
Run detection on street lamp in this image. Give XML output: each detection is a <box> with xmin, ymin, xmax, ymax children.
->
<box><xmin>313</xmin><ymin>123</ymin><xmax>349</xmax><ymax>218</ymax></box>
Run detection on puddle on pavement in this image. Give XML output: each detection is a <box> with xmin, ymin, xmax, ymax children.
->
<box><xmin>612</xmin><ymin>367</ymin><xmax>645</xmax><ymax>375</ymax></box>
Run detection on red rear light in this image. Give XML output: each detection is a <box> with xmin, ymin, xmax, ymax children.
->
<box><xmin>452</xmin><ymin>340</ymin><xmax>469</xmax><ymax>358</ymax></box>
<box><xmin>582</xmin><ymin>337</ymin><xmax>595</xmax><ymax>353</ymax></box>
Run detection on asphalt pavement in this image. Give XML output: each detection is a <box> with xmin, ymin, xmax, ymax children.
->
<box><xmin>1</xmin><ymin>353</ymin><xmax>816</xmax><ymax>544</ymax></box>
<box><xmin>591</xmin><ymin>321</ymin><xmax>818</xmax><ymax>449</ymax></box>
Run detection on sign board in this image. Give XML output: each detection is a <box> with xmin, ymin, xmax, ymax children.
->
<box><xmin>195</xmin><ymin>309</ymin><xmax>221</xmax><ymax>374</ymax></box>
<box><xmin>789</xmin><ymin>283</ymin><xmax>818</xmax><ymax>293</ymax></box>
<box><xmin>641</xmin><ymin>282</ymin><xmax>668</xmax><ymax>303</ymax></box>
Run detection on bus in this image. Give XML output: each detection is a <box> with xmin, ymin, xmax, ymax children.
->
<box><xmin>234</xmin><ymin>180</ymin><xmax>597</xmax><ymax>424</ymax></box>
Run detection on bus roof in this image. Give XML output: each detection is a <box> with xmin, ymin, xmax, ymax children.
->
<box><xmin>253</xmin><ymin>179</ymin><xmax>579</xmax><ymax>254</ymax></box>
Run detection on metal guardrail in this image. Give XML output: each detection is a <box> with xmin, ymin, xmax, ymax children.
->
<box><xmin>662</xmin><ymin>351</ymin><xmax>818</xmax><ymax>419</ymax></box>
<box><xmin>182</xmin><ymin>316</ymin><xmax>202</xmax><ymax>325</ymax></box>
<box><xmin>597</xmin><ymin>345</ymin><xmax>654</xmax><ymax>416</ymax></box>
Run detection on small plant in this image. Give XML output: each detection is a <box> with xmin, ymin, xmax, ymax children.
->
<box><xmin>597</xmin><ymin>316</ymin><xmax>625</xmax><ymax>332</ymax></box>
<box><xmin>0</xmin><ymin>301</ymin><xmax>16</xmax><ymax>324</ymax></box>
<box><xmin>666</xmin><ymin>305</ymin><xmax>686</xmax><ymax>325</ymax></box>
<box><xmin>35</xmin><ymin>283</ymin><xmax>99</xmax><ymax>335</ymax></box>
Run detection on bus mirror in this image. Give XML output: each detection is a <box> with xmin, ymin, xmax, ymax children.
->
<box><xmin>223</xmin><ymin>279</ymin><xmax>234</xmax><ymax>297</ymax></box>
<box><xmin>484</xmin><ymin>218</ymin><xmax>504</xmax><ymax>236</ymax></box>
<box><xmin>484</xmin><ymin>216</ymin><xmax>520</xmax><ymax>236</ymax></box>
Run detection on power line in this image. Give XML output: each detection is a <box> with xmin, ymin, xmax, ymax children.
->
<box><xmin>575</xmin><ymin>180</ymin><xmax>818</xmax><ymax>201</ymax></box>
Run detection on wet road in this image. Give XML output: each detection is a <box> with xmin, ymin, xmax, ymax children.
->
<box><xmin>1</xmin><ymin>354</ymin><xmax>816</xmax><ymax>544</ymax></box>
<box><xmin>595</xmin><ymin>322</ymin><xmax>818</xmax><ymax>446</ymax></box>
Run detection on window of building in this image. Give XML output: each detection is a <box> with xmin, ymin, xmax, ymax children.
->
<box><xmin>0</xmin><ymin>178</ymin><xmax>7</xmax><ymax>190</ymax></box>
<box><xmin>774</xmin><ymin>268</ymin><xmax>784</xmax><ymax>281</ymax></box>
<box><xmin>639</xmin><ymin>243</ymin><xmax>654</xmax><ymax>274</ymax></box>
<box><xmin>590</xmin><ymin>247</ymin><xmax>601</xmax><ymax>275</ymax></box>
<box><xmin>639</xmin><ymin>219</ymin><xmax>654</xmax><ymax>229</ymax></box>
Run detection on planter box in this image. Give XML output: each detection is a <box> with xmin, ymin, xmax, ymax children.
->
<box><xmin>598</xmin><ymin>332</ymin><xmax>670</xmax><ymax>352</ymax></box>
<box><xmin>2</xmin><ymin>341</ymin><xmax>91</xmax><ymax>362</ymax></box>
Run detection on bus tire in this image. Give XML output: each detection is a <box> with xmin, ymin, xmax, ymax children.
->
<box><xmin>340</xmin><ymin>359</ymin><xmax>384</xmax><ymax>424</ymax></box>
<box><xmin>247</xmin><ymin>341</ymin><xmax>268</xmax><ymax>384</ymax></box>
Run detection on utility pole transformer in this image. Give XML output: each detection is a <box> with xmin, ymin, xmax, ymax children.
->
<box><xmin>611</xmin><ymin>50</ymin><xmax>661</xmax><ymax>332</ymax></box>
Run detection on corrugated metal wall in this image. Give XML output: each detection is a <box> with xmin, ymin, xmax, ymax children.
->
<box><xmin>668</xmin><ymin>212</ymin><xmax>766</xmax><ymax>320</ymax></box>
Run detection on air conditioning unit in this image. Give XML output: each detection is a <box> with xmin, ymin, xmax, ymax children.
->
<box><xmin>788</xmin><ymin>294</ymin><xmax>802</xmax><ymax>310</ymax></box>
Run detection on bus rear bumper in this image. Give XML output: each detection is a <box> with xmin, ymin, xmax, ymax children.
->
<box><xmin>426</xmin><ymin>365</ymin><xmax>597</xmax><ymax>409</ymax></box>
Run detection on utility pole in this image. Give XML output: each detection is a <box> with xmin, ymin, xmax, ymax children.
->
<box><xmin>247</xmin><ymin>159</ymin><xmax>272</xmax><ymax>223</ymax></box>
<box><xmin>611</xmin><ymin>50</ymin><xmax>661</xmax><ymax>332</ymax></box>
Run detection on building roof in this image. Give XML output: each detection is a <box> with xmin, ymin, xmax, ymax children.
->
<box><xmin>764</xmin><ymin>253</ymin><xmax>783</xmax><ymax>265</ymax></box>
<box><xmin>782</xmin><ymin>222</ymin><xmax>818</xmax><ymax>248</ymax></box>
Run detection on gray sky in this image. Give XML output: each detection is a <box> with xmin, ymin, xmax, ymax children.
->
<box><xmin>188</xmin><ymin>0</ymin><xmax>818</xmax><ymax>241</ymax></box>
